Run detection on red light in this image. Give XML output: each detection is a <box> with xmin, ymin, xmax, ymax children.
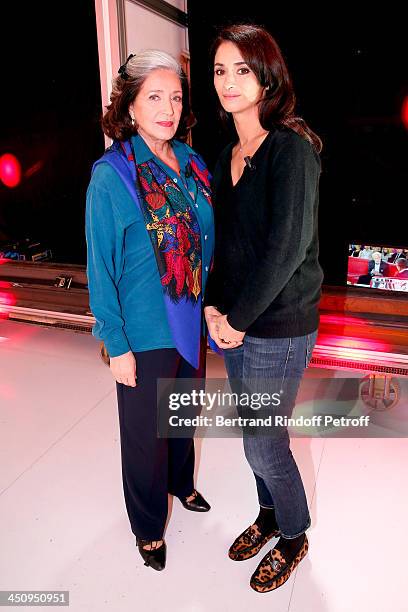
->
<box><xmin>0</xmin><ymin>280</ymin><xmax>16</xmax><ymax>318</ymax></box>
<box><xmin>402</xmin><ymin>96</ymin><xmax>408</xmax><ymax>130</ymax></box>
<box><xmin>0</xmin><ymin>153</ymin><xmax>22</xmax><ymax>188</ymax></box>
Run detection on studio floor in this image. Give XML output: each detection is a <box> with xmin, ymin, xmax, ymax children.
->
<box><xmin>1</xmin><ymin>319</ymin><xmax>407</xmax><ymax>612</ymax></box>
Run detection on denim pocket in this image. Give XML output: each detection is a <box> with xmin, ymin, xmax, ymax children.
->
<box><xmin>243</xmin><ymin>336</ymin><xmax>294</xmax><ymax>393</ymax></box>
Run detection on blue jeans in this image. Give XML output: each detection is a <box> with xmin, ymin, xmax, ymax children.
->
<box><xmin>223</xmin><ymin>330</ymin><xmax>318</xmax><ymax>539</ymax></box>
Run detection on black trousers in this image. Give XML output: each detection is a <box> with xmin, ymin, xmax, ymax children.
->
<box><xmin>116</xmin><ymin>342</ymin><xmax>206</xmax><ymax>540</ymax></box>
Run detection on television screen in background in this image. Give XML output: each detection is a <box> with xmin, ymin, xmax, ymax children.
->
<box><xmin>347</xmin><ymin>245</ymin><xmax>408</xmax><ymax>293</ymax></box>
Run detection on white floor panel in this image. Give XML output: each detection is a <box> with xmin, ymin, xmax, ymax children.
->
<box><xmin>0</xmin><ymin>320</ymin><xmax>115</xmax><ymax>494</ymax></box>
<box><xmin>289</xmin><ymin>438</ymin><xmax>408</xmax><ymax>612</ymax></box>
<box><xmin>1</xmin><ymin>391</ymin><xmax>122</xmax><ymax>593</ymax></box>
<box><xmin>1</xmin><ymin>320</ymin><xmax>406</xmax><ymax>611</ymax></box>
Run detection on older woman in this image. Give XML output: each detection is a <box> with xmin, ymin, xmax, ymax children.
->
<box><xmin>86</xmin><ymin>50</ymin><xmax>214</xmax><ymax>571</ymax></box>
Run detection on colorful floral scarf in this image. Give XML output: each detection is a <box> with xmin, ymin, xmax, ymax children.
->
<box><xmin>93</xmin><ymin>139</ymin><xmax>212</xmax><ymax>369</ymax></box>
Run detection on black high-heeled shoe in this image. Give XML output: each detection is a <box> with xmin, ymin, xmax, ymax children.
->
<box><xmin>136</xmin><ymin>538</ymin><xmax>166</xmax><ymax>571</ymax></box>
<box><xmin>179</xmin><ymin>489</ymin><xmax>211</xmax><ymax>512</ymax></box>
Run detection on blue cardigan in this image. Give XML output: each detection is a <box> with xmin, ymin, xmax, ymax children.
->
<box><xmin>85</xmin><ymin>135</ymin><xmax>214</xmax><ymax>357</ymax></box>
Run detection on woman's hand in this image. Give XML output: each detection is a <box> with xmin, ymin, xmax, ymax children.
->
<box><xmin>204</xmin><ymin>305</ymin><xmax>223</xmax><ymax>339</ymax></box>
<box><xmin>216</xmin><ymin>315</ymin><xmax>245</xmax><ymax>349</ymax></box>
<box><xmin>204</xmin><ymin>307</ymin><xmax>244</xmax><ymax>349</ymax></box>
<box><xmin>110</xmin><ymin>351</ymin><xmax>137</xmax><ymax>387</ymax></box>
<box><xmin>204</xmin><ymin>305</ymin><xmax>230</xmax><ymax>348</ymax></box>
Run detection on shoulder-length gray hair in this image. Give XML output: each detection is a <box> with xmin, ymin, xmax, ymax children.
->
<box><xmin>102</xmin><ymin>49</ymin><xmax>195</xmax><ymax>141</ymax></box>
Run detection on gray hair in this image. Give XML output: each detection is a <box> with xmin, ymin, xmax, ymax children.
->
<box><xmin>112</xmin><ymin>49</ymin><xmax>183</xmax><ymax>95</ymax></box>
<box><xmin>125</xmin><ymin>49</ymin><xmax>182</xmax><ymax>81</ymax></box>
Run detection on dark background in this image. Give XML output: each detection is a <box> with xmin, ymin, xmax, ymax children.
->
<box><xmin>187</xmin><ymin>4</ymin><xmax>408</xmax><ymax>285</ymax></box>
<box><xmin>0</xmin><ymin>3</ymin><xmax>406</xmax><ymax>286</ymax></box>
<box><xmin>0</xmin><ymin>0</ymin><xmax>104</xmax><ymax>264</ymax></box>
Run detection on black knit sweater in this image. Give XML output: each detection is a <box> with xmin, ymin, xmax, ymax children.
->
<box><xmin>204</xmin><ymin>126</ymin><xmax>324</xmax><ymax>337</ymax></box>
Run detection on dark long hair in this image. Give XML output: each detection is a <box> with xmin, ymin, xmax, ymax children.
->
<box><xmin>211</xmin><ymin>24</ymin><xmax>322</xmax><ymax>153</ymax></box>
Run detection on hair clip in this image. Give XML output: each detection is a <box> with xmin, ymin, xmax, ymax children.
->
<box><xmin>118</xmin><ymin>53</ymin><xmax>135</xmax><ymax>80</ymax></box>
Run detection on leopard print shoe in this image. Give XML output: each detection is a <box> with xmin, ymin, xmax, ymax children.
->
<box><xmin>250</xmin><ymin>534</ymin><xmax>309</xmax><ymax>593</ymax></box>
<box><xmin>228</xmin><ymin>523</ymin><xmax>280</xmax><ymax>561</ymax></box>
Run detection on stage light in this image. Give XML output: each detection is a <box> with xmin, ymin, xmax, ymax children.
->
<box><xmin>0</xmin><ymin>153</ymin><xmax>22</xmax><ymax>188</ymax></box>
<box><xmin>402</xmin><ymin>96</ymin><xmax>408</xmax><ymax>130</ymax></box>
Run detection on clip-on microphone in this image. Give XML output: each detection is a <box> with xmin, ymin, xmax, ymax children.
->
<box><xmin>244</xmin><ymin>156</ymin><xmax>255</xmax><ymax>171</ymax></box>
